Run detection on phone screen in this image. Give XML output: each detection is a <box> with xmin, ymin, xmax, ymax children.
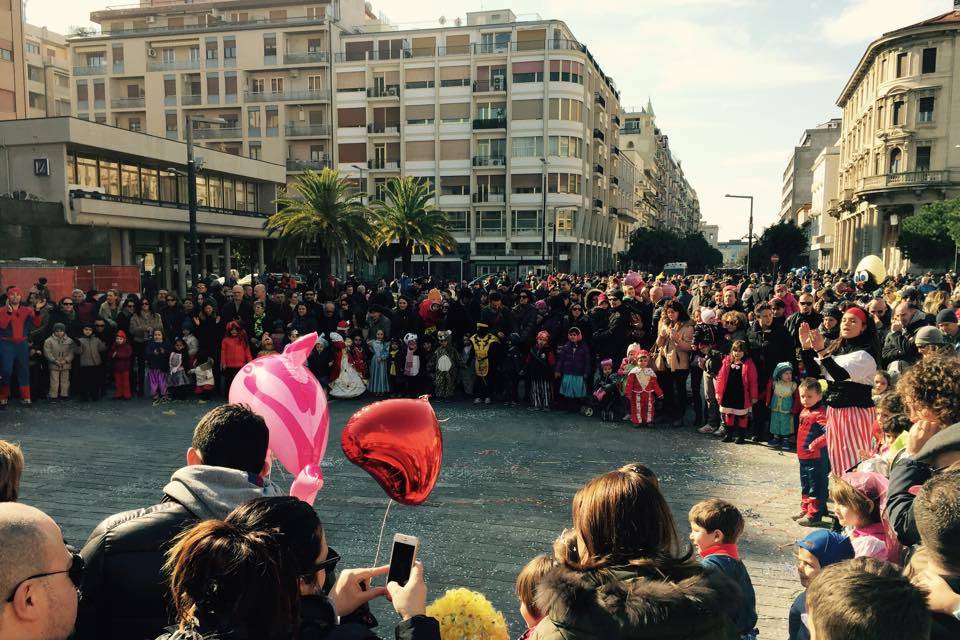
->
<box><xmin>387</xmin><ymin>540</ymin><xmax>416</xmax><ymax>586</ymax></box>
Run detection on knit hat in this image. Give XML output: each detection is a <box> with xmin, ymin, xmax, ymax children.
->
<box><xmin>772</xmin><ymin>362</ymin><xmax>793</xmax><ymax>381</ymax></box>
<box><xmin>534</xmin><ymin>299</ymin><xmax>547</xmax><ymax>311</ymax></box>
<box><xmin>337</xmin><ymin>320</ymin><xmax>351</xmax><ymax>332</ymax></box>
<box><xmin>53</xmin><ymin>322</ymin><xmax>66</xmax><ymax>332</ymax></box>
<box><xmin>115</xmin><ymin>330</ymin><xmax>127</xmax><ymax>340</ymax></box>
<box><xmin>536</xmin><ymin>330</ymin><xmax>550</xmax><ymax>343</ymax></box>
<box><xmin>936</xmin><ymin>308</ymin><xmax>959</xmax><ymax>325</ymax></box>
<box><xmin>915</xmin><ymin>326</ymin><xmax>946</xmax><ymax>346</ymax></box>
<box><xmin>796</xmin><ymin>530</ymin><xmax>854</xmax><ymax>567</ymax></box>
<box><xmin>699</xmin><ymin>308</ymin><xmax>718</xmax><ymax>326</ymax></box>
<box><xmin>822</xmin><ymin>304</ymin><xmax>843</xmax><ymax>321</ymax></box>
<box><xmin>404</xmin><ymin>333</ymin><xmax>418</xmax><ymax>344</ymax></box>
<box><xmin>329</xmin><ymin>332</ymin><xmax>343</xmax><ymax>343</ymax></box>
<box><xmin>600</xmin><ymin>358</ymin><xmax>614</xmax><ymax>368</ymax></box>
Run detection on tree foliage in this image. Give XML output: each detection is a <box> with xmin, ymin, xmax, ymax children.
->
<box><xmin>749</xmin><ymin>222</ymin><xmax>808</xmax><ymax>271</ymax></box>
<box><xmin>897</xmin><ymin>199</ymin><xmax>960</xmax><ymax>268</ymax></box>
<box><xmin>624</xmin><ymin>228</ymin><xmax>722</xmax><ymax>273</ymax></box>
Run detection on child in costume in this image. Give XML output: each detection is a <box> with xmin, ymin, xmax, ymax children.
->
<box><xmin>625</xmin><ymin>350</ymin><xmax>664</xmax><ymax>428</ymax></box>
<box><xmin>830</xmin><ymin>471</ymin><xmax>900</xmax><ymax>563</ymax></box>
<box><xmin>108</xmin><ymin>330</ymin><xmax>133</xmax><ymax>400</ymax></box>
<box><xmin>144</xmin><ymin>328</ymin><xmax>170</xmax><ymax>402</ymax></box>
<box><xmin>220</xmin><ymin>320</ymin><xmax>252</xmax><ymax>395</ymax></box>
<box><xmin>589</xmin><ymin>358</ymin><xmax>622</xmax><ymax>421</ymax></box>
<box><xmin>767</xmin><ymin>362</ymin><xmax>800</xmax><ymax>451</ymax></box>
<box><xmin>470</xmin><ymin>324</ymin><xmax>498</xmax><ymax>404</ymax></box>
<box><xmin>387</xmin><ymin>338</ymin><xmax>402</xmax><ymax>396</ymax></box>
<box><xmin>555</xmin><ymin>327</ymin><xmax>591</xmax><ymax>410</ymax></box>
<box><xmin>398</xmin><ymin>333</ymin><xmax>422</xmax><ymax>398</ymax></box>
<box><xmin>526</xmin><ymin>330</ymin><xmax>555</xmax><ymax>411</ymax></box>
<box><xmin>618</xmin><ymin>342</ymin><xmax>643</xmax><ymax>421</ymax></box>
<box><xmin>181</xmin><ymin>320</ymin><xmax>199</xmax><ymax>359</ymax></box>
<box><xmin>459</xmin><ymin>333</ymin><xmax>475</xmax><ymax>398</ymax></box>
<box><xmin>367</xmin><ymin>328</ymin><xmax>391</xmax><ymax>397</ymax></box>
<box><xmin>715</xmin><ymin>339</ymin><xmax>758</xmax><ymax>445</ymax></box>
<box><xmin>167</xmin><ymin>337</ymin><xmax>193</xmax><ymax>400</ymax></box>
<box><xmin>328</xmin><ymin>332</ymin><xmax>366</xmax><ymax>398</ymax></box>
<box><xmin>347</xmin><ymin>327</ymin><xmax>369</xmax><ymax>382</ymax></box>
<box><xmin>429</xmin><ymin>330</ymin><xmax>461</xmax><ymax>400</ymax></box>
<box><xmin>307</xmin><ymin>336</ymin><xmax>333</xmax><ymax>388</ymax></box>
<box><xmin>795</xmin><ymin>378</ymin><xmax>830</xmax><ymax>527</ymax></box>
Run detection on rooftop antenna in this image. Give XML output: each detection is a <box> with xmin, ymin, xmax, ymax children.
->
<box><xmin>439</xmin><ymin>15</ymin><xmax>446</xmax><ymax>26</ymax></box>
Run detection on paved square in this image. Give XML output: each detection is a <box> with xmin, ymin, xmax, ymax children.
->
<box><xmin>1</xmin><ymin>399</ymin><xmax>804</xmax><ymax>637</ymax></box>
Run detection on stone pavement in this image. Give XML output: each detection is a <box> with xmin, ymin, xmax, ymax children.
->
<box><xmin>1</xmin><ymin>398</ymin><xmax>805</xmax><ymax>637</ymax></box>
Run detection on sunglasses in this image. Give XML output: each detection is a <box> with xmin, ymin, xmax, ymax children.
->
<box><xmin>62</xmin><ymin>302</ymin><xmax>74</xmax><ymax>306</ymax></box>
<box><xmin>799</xmin><ymin>302</ymin><xmax>813</xmax><ymax>306</ymax></box>
<box><xmin>6</xmin><ymin>551</ymin><xmax>84</xmax><ymax>602</ymax></box>
<box><xmin>305</xmin><ymin>548</ymin><xmax>341</xmax><ymax>576</ymax></box>
<box><xmin>125</xmin><ymin>304</ymin><xmax>135</xmax><ymax>308</ymax></box>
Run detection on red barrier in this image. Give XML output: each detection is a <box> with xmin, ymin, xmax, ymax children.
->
<box><xmin>0</xmin><ymin>265</ymin><xmax>141</xmax><ymax>300</ymax></box>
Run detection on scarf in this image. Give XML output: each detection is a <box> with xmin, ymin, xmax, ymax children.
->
<box><xmin>404</xmin><ymin>345</ymin><xmax>420</xmax><ymax>376</ymax></box>
<box><xmin>699</xmin><ymin>543</ymin><xmax>740</xmax><ymax>560</ymax></box>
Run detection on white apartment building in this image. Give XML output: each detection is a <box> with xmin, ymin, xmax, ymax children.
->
<box><xmin>24</xmin><ymin>24</ymin><xmax>71</xmax><ymax>118</ymax></box>
<box><xmin>809</xmin><ymin>145</ymin><xmax>839</xmax><ymax>270</ymax></box>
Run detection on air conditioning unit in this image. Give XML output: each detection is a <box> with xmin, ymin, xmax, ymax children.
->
<box><xmin>387</xmin><ymin>86</ymin><xmax>397</xmax><ymax>96</ymax></box>
<box><xmin>492</xmin><ymin>76</ymin><xmax>504</xmax><ymax>90</ymax></box>
<box><xmin>146</xmin><ymin>16</ymin><xmax>156</xmax><ymax>24</ymax></box>
<box><xmin>147</xmin><ymin>48</ymin><xmax>157</xmax><ymax>57</ymax></box>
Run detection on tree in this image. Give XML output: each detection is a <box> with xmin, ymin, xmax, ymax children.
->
<box><xmin>681</xmin><ymin>232</ymin><xmax>723</xmax><ymax>273</ymax></box>
<box><xmin>624</xmin><ymin>228</ymin><xmax>721</xmax><ymax>273</ymax></box>
<box><xmin>897</xmin><ymin>199</ymin><xmax>960</xmax><ymax>269</ymax></box>
<box><xmin>370</xmin><ymin>177</ymin><xmax>456</xmax><ymax>276</ymax></box>
<box><xmin>266</xmin><ymin>168</ymin><xmax>376</xmax><ymax>277</ymax></box>
<box><xmin>749</xmin><ymin>222</ymin><xmax>808</xmax><ymax>272</ymax></box>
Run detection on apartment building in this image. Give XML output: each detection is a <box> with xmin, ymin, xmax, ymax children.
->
<box><xmin>699</xmin><ymin>223</ymin><xmax>719</xmax><ymax>248</ymax></box>
<box><xmin>0</xmin><ymin>0</ymin><xmax>25</xmax><ymax>119</ymax></box>
<box><xmin>808</xmin><ymin>145</ymin><xmax>839</xmax><ymax>270</ymax></box>
<box><xmin>24</xmin><ymin>24</ymin><xmax>71</xmax><ymax>118</ymax></box>
<box><xmin>331</xmin><ymin>8</ymin><xmax>626</xmax><ymax>277</ymax></box>
<box><xmin>834</xmin><ymin>7</ymin><xmax>960</xmax><ymax>273</ymax></box>
<box><xmin>778</xmin><ymin>119</ymin><xmax>841</xmax><ymax>225</ymax></box>
<box><xmin>620</xmin><ymin>101</ymin><xmax>700</xmax><ymax>234</ymax></box>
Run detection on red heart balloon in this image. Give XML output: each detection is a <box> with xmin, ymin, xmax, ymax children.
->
<box><xmin>341</xmin><ymin>397</ymin><xmax>443</xmax><ymax>506</ymax></box>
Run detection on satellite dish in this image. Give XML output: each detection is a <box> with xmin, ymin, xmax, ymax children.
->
<box><xmin>454</xmin><ymin>17</ymin><xmax>462</xmax><ymax>26</ymax></box>
<box><xmin>439</xmin><ymin>15</ymin><xmax>446</xmax><ymax>25</ymax></box>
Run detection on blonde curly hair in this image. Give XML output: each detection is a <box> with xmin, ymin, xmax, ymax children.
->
<box><xmin>425</xmin><ymin>588</ymin><xmax>509</xmax><ymax>640</ymax></box>
<box><xmin>896</xmin><ymin>355</ymin><xmax>960</xmax><ymax>426</ymax></box>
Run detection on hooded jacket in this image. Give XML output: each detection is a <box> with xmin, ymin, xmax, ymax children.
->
<box><xmin>529</xmin><ymin>565</ymin><xmax>739</xmax><ymax>640</ymax></box>
<box><xmin>77</xmin><ymin>465</ymin><xmax>277</xmax><ymax>640</ymax></box>
<box><xmin>220</xmin><ymin>320</ymin><xmax>253</xmax><ymax>369</ymax></box>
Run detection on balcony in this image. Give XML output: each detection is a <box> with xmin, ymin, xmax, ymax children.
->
<box><xmin>594</xmin><ymin>198</ymin><xmax>604</xmax><ymax>209</ymax></box>
<box><xmin>80</xmin><ymin>14</ymin><xmax>329</xmax><ymax>38</ymax></box>
<box><xmin>858</xmin><ymin>170</ymin><xmax>956</xmax><ymax>193</ymax></box>
<box><xmin>285</xmin><ymin>123</ymin><xmax>331</xmax><ymax>137</ymax></box>
<box><xmin>473</xmin><ymin>117</ymin><xmax>506</xmax><ymax>130</ymax></box>
<box><xmin>611</xmin><ymin>176</ymin><xmax>619</xmax><ymax>186</ymax></box>
<box><xmin>112</xmin><ymin>62</ymin><xmax>125</xmax><ymax>74</ymax></box>
<box><xmin>287</xmin><ymin>158</ymin><xmax>332</xmax><ymax>172</ymax></box>
<box><xmin>472</xmin><ymin>155</ymin><xmax>506</xmax><ymax>167</ymax></box>
<box><xmin>593</xmin><ymin>128</ymin><xmax>605</xmax><ymax>142</ymax></box>
<box><xmin>610</xmin><ymin>207</ymin><xmax>619</xmax><ymax>215</ymax></box>
<box><xmin>472</xmin><ymin>192</ymin><xmax>506</xmax><ymax>204</ymax></box>
<box><xmin>612</xmin><ymin>115</ymin><xmax>621</xmax><ymax>127</ymax></box>
<box><xmin>111</xmin><ymin>97</ymin><xmax>144</xmax><ymax>109</ymax></box>
<box><xmin>244</xmin><ymin>89</ymin><xmax>330</xmax><ymax>103</ymax></box>
<box><xmin>147</xmin><ymin>60</ymin><xmax>201</xmax><ymax>72</ymax></box>
<box><xmin>593</xmin><ymin>164</ymin><xmax>604</xmax><ymax>175</ymax></box>
<box><xmin>367</xmin><ymin>85</ymin><xmax>400</xmax><ymax>99</ymax></box>
<box><xmin>367</xmin><ymin>159</ymin><xmax>400</xmax><ymax>170</ymax></box>
<box><xmin>73</xmin><ymin>64</ymin><xmax>107</xmax><ymax>76</ymax></box>
<box><xmin>594</xmin><ymin>92</ymin><xmax>606</xmax><ymax>109</ymax></box>
<box><xmin>622</xmin><ymin>124</ymin><xmax>641</xmax><ymax>134</ymax></box>
<box><xmin>612</xmin><ymin>146</ymin><xmax>620</xmax><ymax>156</ymax></box>
<box><xmin>181</xmin><ymin>94</ymin><xmax>202</xmax><ymax>106</ymax></box>
<box><xmin>367</xmin><ymin>123</ymin><xmax>400</xmax><ymax>135</ymax></box>
<box><xmin>192</xmin><ymin>127</ymin><xmax>243</xmax><ymax>139</ymax></box>
<box><xmin>282</xmin><ymin>51</ymin><xmax>329</xmax><ymax>65</ymax></box>
<box><xmin>473</xmin><ymin>79</ymin><xmax>507</xmax><ymax>93</ymax></box>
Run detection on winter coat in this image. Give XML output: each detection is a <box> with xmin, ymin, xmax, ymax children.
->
<box><xmin>77</xmin><ymin>335</ymin><xmax>107</xmax><ymax>367</ymax></box>
<box><xmin>98</xmin><ymin>301</ymin><xmax>122</xmax><ymax>327</ymax></box>
<box><xmin>129</xmin><ymin>311</ymin><xmax>163</xmax><ymax>344</ymax></box>
<box><xmin>656</xmin><ymin>321</ymin><xmax>695</xmax><ymax>372</ymax></box>
<box><xmin>512</xmin><ymin>302</ymin><xmax>539</xmax><ymax>344</ymax></box>
<box><xmin>479</xmin><ymin>304</ymin><xmax>514</xmax><ymax>337</ymax></box>
<box><xmin>108</xmin><ymin>342</ymin><xmax>133</xmax><ymax>374</ymax></box>
<box><xmin>715</xmin><ymin>356</ymin><xmax>759</xmax><ymax>408</ymax></box>
<box><xmin>529</xmin><ymin>565</ymin><xmax>739</xmax><ymax>640</ymax></box>
<box><xmin>77</xmin><ymin>466</ymin><xmax>279</xmax><ymax>640</ymax></box>
<box><xmin>289</xmin><ymin>312</ymin><xmax>319</xmax><ymax>336</ymax></box>
<box><xmin>220</xmin><ymin>322</ymin><xmax>253</xmax><ymax>369</ymax></box>
<box><xmin>43</xmin><ymin>334</ymin><xmax>75</xmax><ymax>371</ymax></box>
<box><xmin>881</xmin><ymin>315</ymin><xmax>932</xmax><ymax>368</ymax></box>
<box><xmin>555</xmin><ymin>342</ymin><xmax>591</xmax><ymax>377</ymax></box>
<box><xmin>145</xmin><ymin>341</ymin><xmax>170</xmax><ymax>372</ymax></box>
<box><xmin>886</xmin><ymin>456</ymin><xmax>931</xmax><ymax>547</ymax></box>
<box><xmin>160</xmin><ymin>306</ymin><xmax>186</xmax><ymax>341</ymax></box>
<box><xmin>747</xmin><ymin>321</ymin><xmax>795</xmax><ymax>379</ymax></box>
<box><xmin>785</xmin><ymin>310</ymin><xmax>823</xmax><ymax>349</ymax></box>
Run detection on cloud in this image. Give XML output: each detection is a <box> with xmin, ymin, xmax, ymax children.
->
<box><xmin>820</xmin><ymin>0</ymin><xmax>947</xmax><ymax>46</ymax></box>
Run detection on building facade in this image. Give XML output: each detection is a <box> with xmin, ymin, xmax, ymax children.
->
<box><xmin>834</xmin><ymin>8</ymin><xmax>960</xmax><ymax>273</ymax></box>
<box><xmin>0</xmin><ymin>117</ymin><xmax>284</xmax><ymax>295</ymax></box>
<box><xmin>778</xmin><ymin>118</ymin><xmax>841</xmax><ymax>225</ymax></box>
<box><xmin>0</xmin><ymin>0</ymin><xmax>25</xmax><ymax>119</ymax></box>
<box><xmin>332</xmin><ymin>8</ymin><xmax>626</xmax><ymax>277</ymax></box>
<box><xmin>717</xmin><ymin>239</ymin><xmax>748</xmax><ymax>268</ymax></box>
<box><xmin>699</xmin><ymin>223</ymin><xmax>719</xmax><ymax>248</ymax></box>
<box><xmin>809</xmin><ymin>145</ymin><xmax>839</xmax><ymax>270</ymax></box>
<box><xmin>24</xmin><ymin>24</ymin><xmax>71</xmax><ymax>118</ymax></box>
<box><xmin>620</xmin><ymin>100</ymin><xmax>700</xmax><ymax>234</ymax></box>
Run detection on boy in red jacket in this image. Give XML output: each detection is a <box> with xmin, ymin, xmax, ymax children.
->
<box><xmin>108</xmin><ymin>330</ymin><xmax>133</xmax><ymax>400</ymax></box>
<box><xmin>796</xmin><ymin>377</ymin><xmax>829</xmax><ymax>527</ymax></box>
<box><xmin>220</xmin><ymin>320</ymin><xmax>252</xmax><ymax>395</ymax></box>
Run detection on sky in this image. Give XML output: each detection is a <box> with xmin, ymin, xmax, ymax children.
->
<box><xmin>23</xmin><ymin>0</ymin><xmax>954</xmax><ymax>241</ymax></box>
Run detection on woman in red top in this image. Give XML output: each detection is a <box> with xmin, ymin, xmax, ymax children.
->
<box><xmin>220</xmin><ymin>320</ymin><xmax>252</xmax><ymax>395</ymax></box>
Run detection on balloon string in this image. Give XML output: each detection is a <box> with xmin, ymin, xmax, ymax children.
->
<box><xmin>372</xmin><ymin>498</ymin><xmax>394</xmax><ymax>570</ymax></box>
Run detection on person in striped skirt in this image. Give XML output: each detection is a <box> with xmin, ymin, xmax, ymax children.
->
<box><xmin>799</xmin><ymin>303</ymin><xmax>880</xmax><ymax>476</ymax></box>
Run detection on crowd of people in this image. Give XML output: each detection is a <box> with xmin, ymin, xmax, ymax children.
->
<box><xmin>3</xmin><ymin>265</ymin><xmax>960</xmax><ymax>638</ymax></box>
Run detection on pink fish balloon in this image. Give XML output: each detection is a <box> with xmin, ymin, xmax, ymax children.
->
<box><xmin>228</xmin><ymin>331</ymin><xmax>329</xmax><ymax>505</ymax></box>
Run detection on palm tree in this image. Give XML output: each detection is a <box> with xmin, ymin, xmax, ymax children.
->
<box><xmin>370</xmin><ymin>176</ymin><xmax>457</xmax><ymax>277</ymax></box>
<box><xmin>265</xmin><ymin>168</ymin><xmax>375</xmax><ymax>277</ymax></box>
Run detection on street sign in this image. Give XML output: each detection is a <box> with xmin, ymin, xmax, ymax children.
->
<box><xmin>770</xmin><ymin>254</ymin><xmax>780</xmax><ymax>264</ymax></box>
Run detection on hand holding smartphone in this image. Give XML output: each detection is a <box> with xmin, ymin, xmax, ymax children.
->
<box><xmin>387</xmin><ymin>533</ymin><xmax>419</xmax><ymax>587</ymax></box>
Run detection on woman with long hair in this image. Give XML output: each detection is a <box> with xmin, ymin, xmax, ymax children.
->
<box><xmin>531</xmin><ymin>464</ymin><xmax>737</xmax><ymax>639</ymax></box>
<box><xmin>654</xmin><ymin>300</ymin><xmax>695</xmax><ymax>427</ymax></box>
<box><xmin>129</xmin><ymin>297</ymin><xmax>163</xmax><ymax>396</ymax></box>
<box><xmin>799</xmin><ymin>303</ymin><xmax>879</xmax><ymax>476</ymax></box>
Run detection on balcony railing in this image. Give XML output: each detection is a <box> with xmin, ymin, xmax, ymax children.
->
<box><xmin>285</xmin><ymin>123</ymin><xmax>331</xmax><ymax>137</ymax></box>
<box><xmin>858</xmin><ymin>170</ymin><xmax>955</xmax><ymax>192</ymax></box>
<box><xmin>473</xmin><ymin>79</ymin><xmax>507</xmax><ymax>93</ymax></box>
<box><xmin>594</xmin><ymin>92</ymin><xmax>606</xmax><ymax>109</ymax></box>
<box><xmin>192</xmin><ymin>127</ymin><xmax>243</xmax><ymax>139</ymax></box>
<box><xmin>367</xmin><ymin>159</ymin><xmax>400</xmax><ymax>170</ymax></box>
<box><xmin>282</xmin><ymin>51</ymin><xmax>329</xmax><ymax>65</ymax></box>
<box><xmin>593</xmin><ymin>164</ymin><xmax>604</xmax><ymax>175</ymax></box>
<box><xmin>611</xmin><ymin>176</ymin><xmax>619</xmax><ymax>185</ymax></box>
<box><xmin>111</xmin><ymin>97</ymin><xmax>145</xmax><ymax>109</ymax></box>
<box><xmin>244</xmin><ymin>89</ymin><xmax>330</xmax><ymax>103</ymax></box>
<box><xmin>367</xmin><ymin>123</ymin><xmax>400</xmax><ymax>135</ymax></box>
<box><xmin>611</xmin><ymin>115</ymin><xmax>621</xmax><ymax>126</ymax></box>
<box><xmin>77</xmin><ymin>15</ymin><xmax>329</xmax><ymax>38</ymax></box>
<box><xmin>472</xmin><ymin>155</ymin><xmax>507</xmax><ymax>167</ymax></box>
<box><xmin>181</xmin><ymin>94</ymin><xmax>202</xmax><ymax>105</ymax></box>
<box><xmin>148</xmin><ymin>60</ymin><xmax>201</xmax><ymax>72</ymax></box>
<box><xmin>472</xmin><ymin>192</ymin><xmax>506</xmax><ymax>203</ymax></box>
<box><xmin>286</xmin><ymin>158</ymin><xmax>332</xmax><ymax>171</ymax></box>
<box><xmin>73</xmin><ymin>64</ymin><xmax>107</xmax><ymax>76</ymax></box>
<box><xmin>594</xmin><ymin>198</ymin><xmax>604</xmax><ymax>209</ymax></box>
<box><xmin>367</xmin><ymin>85</ymin><xmax>400</xmax><ymax>98</ymax></box>
<box><xmin>473</xmin><ymin>117</ymin><xmax>506</xmax><ymax>130</ymax></box>
<box><xmin>593</xmin><ymin>128</ymin><xmax>605</xmax><ymax>142</ymax></box>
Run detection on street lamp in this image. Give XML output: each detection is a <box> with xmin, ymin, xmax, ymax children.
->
<box><xmin>540</xmin><ymin>158</ymin><xmax>548</xmax><ymax>272</ymax></box>
<box><xmin>351</xmin><ymin>164</ymin><xmax>366</xmax><ymax>202</ymax></box>
<box><xmin>725</xmin><ymin>194</ymin><xmax>754</xmax><ymax>272</ymax></box>
<box><xmin>186</xmin><ymin>115</ymin><xmax>227</xmax><ymax>286</ymax></box>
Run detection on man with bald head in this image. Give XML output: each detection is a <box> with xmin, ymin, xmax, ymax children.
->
<box><xmin>220</xmin><ymin>284</ymin><xmax>252</xmax><ymax>327</ymax></box>
<box><xmin>882</xmin><ymin>301</ymin><xmax>932</xmax><ymax>369</ymax></box>
<box><xmin>0</xmin><ymin>503</ymin><xmax>79</xmax><ymax>640</ymax></box>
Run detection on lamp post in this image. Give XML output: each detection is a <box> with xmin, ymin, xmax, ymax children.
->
<box><xmin>186</xmin><ymin>114</ymin><xmax>227</xmax><ymax>286</ymax></box>
<box><xmin>351</xmin><ymin>164</ymin><xmax>366</xmax><ymax>202</ymax></box>
<box><xmin>540</xmin><ymin>157</ymin><xmax>548</xmax><ymax>272</ymax></box>
<box><xmin>725</xmin><ymin>194</ymin><xmax>754</xmax><ymax>272</ymax></box>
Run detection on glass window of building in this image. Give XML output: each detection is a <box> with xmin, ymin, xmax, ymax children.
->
<box><xmin>195</xmin><ymin>175</ymin><xmax>208</xmax><ymax>206</ymax></box>
<box><xmin>99</xmin><ymin>160</ymin><xmax>120</xmax><ymax>195</ymax></box>
<box><xmin>121</xmin><ymin>164</ymin><xmax>140</xmax><ymax>198</ymax></box>
<box><xmin>77</xmin><ymin>156</ymin><xmax>97</xmax><ymax>186</ymax></box>
<box><xmin>511</xmin><ymin>136</ymin><xmax>542</xmax><ymax>157</ymax></box>
<box><xmin>208</xmin><ymin>176</ymin><xmax>223</xmax><ymax>208</ymax></box>
<box><xmin>159</xmin><ymin>170</ymin><xmax>178</xmax><ymax>202</ymax></box>
<box><xmin>141</xmin><ymin>168</ymin><xmax>159</xmax><ymax>201</ymax></box>
<box><xmin>247</xmin><ymin>183</ymin><xmax>258</xmax><ymax>212</ymax></box>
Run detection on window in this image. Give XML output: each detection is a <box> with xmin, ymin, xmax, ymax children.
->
<box><xmin>476</xmin><ymin>210</ymin><xmax>505</xmax><ymax>235</ymax></box>
<box><xmin>224</xmin><ymin>39</ymin><xmax>237</xmax><ymax>61</ymax></box>
<box><xmin>308</xmin><ymin>38</ymin><xmax>323</xmax><ymax>53</ymax></box>
<box><xmin>511</xmin><ymin>174</ymin><xmax>542</xmax><ymax>194</ymax></box>
<box><xmin>895</xmin><ymin>52</ymin><xmax>908</xmax><ymax>78</ymax></box>
<box><xmin>440</xmin><ymin>176</ymin><xmax>469</xmax><ymax>195</ymax></box>
<box><xmin>308</xmin><ymin>76</ymin><xmax>323</xmax><ymax>92</ymax></box>
<box><xmin>165</xmin><ymin>112</ymin><xmax>178</xmax><ymax>135</ymax></box>
<box><xmin>263</xmin><ymin>35</ymin><xmax>277</xmax><ymax>58</ymax></box>
<box><xmin>76</xmin><ymin>156</ymin><xmax>98</xmax><ymax>186</ymax></box>
<box><xmin>892</xmin><ymin>100</ymin><xmax>904</xmax><ymax>125</ymax></box>
<box><xmin>225</xmin><ymin>72</ymin><xmax>238</xmax><ymax>100</ymax></box>
<box><xmin>511</xmin><ymin>99</ymin><xmax>542</xmax><ymax>120</ymax></box>
<box><xmin>56</xmin><ymin>74</ymin><xmax>68</xmax><ymax>88</ymax></box>
<box><xmin>207</xmin><ymin>74</ymin><xmax>219</xmax><ymax>99</ymax></box>
<box><xmin>206</xmin><ymin>41</ymin><xmax>218</xmax><ymax>61</ymax></box>
<box><xmin>446</xmin><ymin>211</ymin><xmax>469</xmax><ymax>233</ymax></box>
<box><xmin>162</xmin><ymin>48</ymin><xmax>175</xmax><ymax>63</ymax></box>
<box><xmin>270</xmin><ymin>77</ymin><xmax>284</xmax><ymax>94</ymax></box>
<box><xmin>249</xmin><ymin>142</ymin><xmax>261</xmax><ymax>160</ymax></box>
<box><xmin>248</xmin><ymin>107</ymin><xmax>261</xmax><ymax>134</ymax></box>
<box><xmin>512</xmin><ymin>210</ymin><xmax>541</xmax><ymax>234</ymax></box>
<box><xmin>548</xmin><ymin>172</ymin><xmax>581</xmax><ymax>194</ymax></box>
<box><xmin>27</xmin><ymin>65</ymin><xmax>43</xmax><ymax>82</ymax></box>
<box><xmin>889</xmin><ymin>147</ymin><xmax>901</xmax><ymax>173</ymax></box>
<box><xmin>512</xmin><ymin>61</ymin><xmax>543</xmax><ymax>83</ymax></box>
<box><xmin>195</xmin><ymin>175</ymin><xmax>207</xmax><ymax>206</ymax></box>
<box><xmin>251</xmin><ymin>78</ymin><xmax>265</xmax><ymax>94</ymax></box>
<box><xmin>86</xmin><ymin>53</ymin><xmax>105</xmax><ymax>67</ymax></box>
<box><xmin>128</xmin><ymin>118</ymin><xmax>141</xmax><ymax>132</ymax></box>
<box><xmin>916</xmin><ymin>145</ymin><xmax>931</xmax><ymax>172</ymax></box>
<box><xmin>922</xmin><ymin>48</ymin><xmax>937</xmax><ymax>74</ymax></box>
<box><xmin>76</xmin><ymin>81</ymin><xmax>88</xmax><ymax>106</ymax></box>
<box><xmin>918</xmin><ymin>96</ymin><xmax>935</xmax><ymax>123</ymax></box>
<box><xmin>26</xmin><ymin>42</ymin><xmax>40</xmax><ymax>55</ymax></box>
<box><xmin>189</xmin><ymin>47</ymin><xmax>200</xmax><ymax>61</ymax></box>
<box><xmin>121</xmin><ymin>164</ymin><xmax>140</xmax><ymax>199</ymax></box>
<box><xmin>511</xmin><ymin>136</ymin><xmax>542</xmax><ymax>157</ymax></box>
<box><xmin>406</xmin><ymin>104</ymin><xmax>434</xmax><ymax>125</ymax></box>
<box><xmin>548</xmin><ymin>98</ymin><xmax>582</xmax><ymax>121</ymax></box>
<box><xmin>159</xmin><ymin>170</ymin><xmax>178</xmax><ymax>202</ymax></box>
<box><xmin>0</xmin><ymin>48</ymin><xmax>12</xmax><ymax>62</ymax></box>
<box><xmin>549</xmin><ymin>136</ymin><xmax>583</xmax><ymax>158</ymax></box>
<box><xmin>99</xmin><ymin>161</ymin><xmax>119</xmax><ymax>195</ymax></box>
<box><xmin>556</xmin><ymin>209</ymin><xmax>575</xmax><ymax>232</ymax></box>
<box><xmin>266</xmin><ymin>106</ymin><xmax>279</xmax><ymax>135</ymax></box>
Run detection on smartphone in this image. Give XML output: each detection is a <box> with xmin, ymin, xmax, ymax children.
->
<box><xmin>386</xmin><ymin>533</ymin><xmax>419</xmax><ymax>587</ymax></box>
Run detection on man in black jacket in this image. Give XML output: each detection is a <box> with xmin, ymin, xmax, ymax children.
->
<box><xmin>76</xmin><ymin>404</ymin><xmax>273</xmax><ymax>639</ymax></box>
<box><xmin>913</xmin><ymin>467</ymin><xmax>960</xmax><ymax>639</ymax></box>
<box><xmin>220</xmin><ymin>285</ymin><xmax>253</xmax><ymax>326</ymax></box>
<box><xmin>784</xmin><ymin>292</ymin><xmax>822</xmax><ymax>352</ymax></box>
<box><xmin>882</xmin><ymin>302</ymin><xmax>932</xmax><ymax>369</ymax></box>
<box><xmin>748</xmin><ymin>302</ymin><xmax>795</xmax><ymax>444</ymax></box>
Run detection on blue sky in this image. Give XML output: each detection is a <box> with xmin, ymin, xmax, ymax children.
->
<box><xmin>26</xmin><ymin>0</ymin><xmax>953</xmax><ymax>240</ymax></box>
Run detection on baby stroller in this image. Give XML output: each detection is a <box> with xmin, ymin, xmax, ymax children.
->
<box><xmin>581</xmin><ymin>378</ymin><xmax>621</xmax><ymax>421</ymax></box>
